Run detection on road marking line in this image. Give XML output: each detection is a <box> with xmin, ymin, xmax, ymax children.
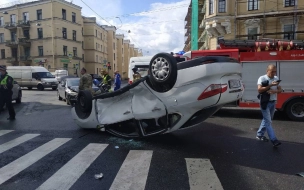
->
<box><xmin>110</xmin><ymin>150</ymin><xmax>153</xmax><ymax>190</ymax></box>
<box><xmin>36</xmin><ymin>143</ymin><xmax>108</xmax><ymax>190</ymax></box>
<box><xmin>0</xmin><ymin>130</ymin><xmax>14</xmax><ymax>137</ymax></box>
<box><xmin>0</xmin><ymin>134</ymin><xmax>40</xmax><ymax>154</ymax></box>
<box><xmin>0</xmin><ymin>138</ymin><xmax>71</xmax><ymax>185</ymax></box>
<box><xmin>185</xmin><ymin>158</ymin><xmax>223</xmax><ymax>190</ymax></box>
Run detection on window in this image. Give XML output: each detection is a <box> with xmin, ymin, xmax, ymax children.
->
<box><xmin>82</xmin><ymin>41</ymin><xmax>83</xmax><ymax>49</ymax></box>
<box><xmin>0</xmin><ymin>17</ymin><xmax>4</xmax><ymax>26</ymax></box>
<box><xmin>113</xmin><ymin>42</ymin><xmax>115</xmax><ymax>50</ymax></box>
<box><xmin>62</xmin><ymin>28</ymin><xmax>67</xmax><ymax>39</ymax></box>
<box><xmin>23</xmin><ymin>30</ymin><xmax>30</xmax><ymax>39</ymax></box>
<box><xmin>63</xmin><ymin>64</ymin><xmax>68</xmax><ymax>70</ymax></box>
<box><xmin>82</xmin><ymin>54</ymin><xmax>84</xmax><ymax>62</ymax></box>
<box><xmin>73</xmin><ymin>47</ymin><xmax>77</xmax><ymax>57</ymax></box>
<box><xmin>37</xmin><ymin>9</ymin><xmax>42</xmax><ymax>20</ymax></box>
<box><xmin>285</xmin><ymin>0</ymin><xmax>295</xmax><ymax>7</ymax></box>
<box><xmin>38</xmin><ymin>46</ymin><xmax>43</xmax><ymax>56</ymax></box>
<box><xmin>114</xmin><ymin>53</ymin><xmax>115</xmax><ymax>60</ymax></box>
<box><xmin>23</xmin><ymin>12</ymin><xmax>29</xmax><ymax>22</ymax></box>
<box><xmin>248</xmin><ymin>27</ymin><xmax>258</xmax><ymax>40</ymax></box>
<box><xmin>63</xmin><ymin>46</ymin><xmax>67</xmax><ymax>56</ymax></box>
<box><xmin>37</xmin><ymin>28</ymin><xmax>43</xmax><ymax>39</ymax></box>
<box><xmin>96</xmin><ymin>55</ymin><xmax>98</xmax><ymax>62</ymax></box>
<box><xmin>72</xmin><ymin>30</ymin><xmax>76</xmax><ymax>41</ymax></box>
<box><xmin>11</xmin><ymin>32</ymin><xmax>16</xmax><ymax>41</ymax></box>
<box><xmin>62</xmin><ymin>9</ymin><xmax>66</xmax><ymax>20</ymax></box>
<box><xmin>1</xmin><ymin>49</ymin><xmax>5</xmax><ymax>59</ymax></box>
<box><xmin>24</xmin><ymin>47</ymin><xmax>30</xmax><ymax>57</ymax></box>
<box><xmin>10</xmin><ymin>14</ymin><xmax>16</xmax><ymax>24</ymax></box>
<box><xmin>283</xmin><ymin>24</ymin><xmax>294</xmax><ymax>40</ymax></box>
<box><xmin>101</xmin><ymin>33</ymin><xmax>102</xmax><ymax>40</ymax></box>
<box><xmin>96</xmin><ymin>43</ymin><xmax>98</xmax><ymax>49</ymax></box>
<box><xmin>218</xmin><ymin>0</ymin><xmax>226</xmax><ymax>13</ymax></box>
<box><xmin>248</xmin><ymin>0</ymin><xmax>258</xmax><ymax>10</ymax></box>
<box><xmin>0</xmin><ymin>33</ymin><xmax>4</xmax><ymax>43</ymax></box>
<box><xmin>12</xmin><ymin>48</ymin><xmax>17</xmax><ymax>58</ymax></box>
<box><xmin>72</xmin><ymin>12</ymin><xmax>76</xmax><ymax>22</ymax></box>
<box><xmin>209</xmin><ymin>0</ymin><xmax>214</xmax><ymax>15</ymax></box>
<box><xmin>101</xmin><ymin>45</ymin><xmax>102</xmax><ymax>52</ymax></box>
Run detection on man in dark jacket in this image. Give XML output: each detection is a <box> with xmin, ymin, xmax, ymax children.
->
<box><xmin>0</xmin><ymin>65</ymin><xmax>16</xmax><ymax>120</ymax></box>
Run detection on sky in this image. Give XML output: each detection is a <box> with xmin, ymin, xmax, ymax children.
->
<box><xmin>1</xmin><ymin>0</ymin><xmax>191</xmax><ymax>56</ymax></box>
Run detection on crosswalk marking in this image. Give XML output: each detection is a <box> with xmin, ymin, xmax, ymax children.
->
<box><xmin>36</xmin><ymin>143</ymin><xmax>108</xmax><ymax>190</ymax></box>
<box><xmin>110</xmin><ymin>150</ymin><xmax>153</xmax><ymax>190</ymax></box>
<box><xmin>186</xmin><ymin>158</ymin><xmax>223</xmax><ymax>190</ymax></box>
<box><xmin>0</xmin><ymin>130</ymin><xmax>14</xmax><ymax>137</ymax></box>
<box><xmin>0</xmin><ymin>138</ymin><xmax>71</xmax><ymax>185</ymax></box>
<box><xmin>0</xmin><ymin>134</ymin><xmax>40</xmax><ymax>154</ymax></box>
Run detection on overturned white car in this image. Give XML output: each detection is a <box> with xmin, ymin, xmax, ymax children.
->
<box><xmin>71</xmin><ymin>53</ymin><xmax>243</xmax><ymax>138</ymax></box>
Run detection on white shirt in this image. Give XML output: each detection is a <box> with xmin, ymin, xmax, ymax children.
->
<box><xmin>257</xmin><ymin>74</ymin><xmax>279</xmax><ymax>101</ymax></box>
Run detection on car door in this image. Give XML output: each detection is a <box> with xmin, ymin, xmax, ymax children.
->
<box><xmin>131</xmin><ymin>85</ymin><xmax>167</xmax><ymax>120</ymax></box>
<box><xmin>11</xmin><ymin>81</ymin><xmax>19</xmax><ymax>100</ymax></box>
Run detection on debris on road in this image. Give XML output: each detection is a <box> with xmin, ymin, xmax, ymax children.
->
<box><xmin>94</xmin><ymin>173</ymin><xmax>104</xmax><ymax>179</ymax></box>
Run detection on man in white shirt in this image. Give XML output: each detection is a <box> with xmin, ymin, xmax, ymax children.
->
<box><xmin>256</xmin><ymin>64</ymin><xmax>282</xmax><ymax>147</ymax></box>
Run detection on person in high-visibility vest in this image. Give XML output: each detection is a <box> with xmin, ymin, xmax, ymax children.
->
<box><xmin>100</xmin><ymin>70</ymin><xmax>112</xmax><ymax>92</ymax></box>
<box><xmin>0</xmin><ymin>65</ymin><xmax>16</xmax><ymax>120</ymax></box>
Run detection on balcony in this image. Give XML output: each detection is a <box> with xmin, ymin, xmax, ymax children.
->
<box><xmin>6</xmin><ymin>57</ymin><xmax>18</xmax><ymax>64</ymax></box>
<box><xmin>4</xmin><ymin>22</ymin><xmax>17</xmax><ymax>30</ymax></box>
<box><xmin>5</xmin><ymin>40</ymin><xmax>18</xmax><ymax>47</ymax></box>
<box><xmin>17</xmin><ymin>20</ymin><xmax>30</xmax><ymax>28</ymax></box>
<box><xmin>18</xmin><ymin>38</ymin><xmax>31</xmax><ymax>47</ymax></box>
<box><xmin>19</xmin><ymin>56</ymin><xmax>32</xmax><ymax>63</ymax></box>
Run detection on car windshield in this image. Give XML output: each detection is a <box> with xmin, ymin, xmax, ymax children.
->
<box><xmin>36</xmin><ymin>72</ymin><xmax>54</xmax><ymax>78</ymax></box>
<box><xmin>67</xmin><ymin>79</ymin><xmax>80</xmax><ymax>86</ymax></box>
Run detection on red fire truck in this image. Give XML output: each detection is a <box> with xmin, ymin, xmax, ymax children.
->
<box><xmin>183</xmin><ymin>39</ymin><xmax>304</xmax><ymax>121</ymax></box>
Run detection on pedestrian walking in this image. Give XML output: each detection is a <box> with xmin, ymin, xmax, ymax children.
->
<box><xmin>256</xmin><ymin>64</ymin><xmax>282</xmax><ymax>147</ymax></box>
<box><xmin>0</xmin><ymin>65</ymin><xmax>16</xmax><ymax>120</ymax></box>
<box><xmin>114</xmin><ymin>70</ymin><xmax>121</xmax><ymax>91</ymax></box>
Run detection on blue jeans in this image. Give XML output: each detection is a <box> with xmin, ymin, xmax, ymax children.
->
<box><xmin>257</xmin><ymin>101</ymin><xmax>277</xmax><ymax>141</ymax></box>
<box><xmin>114</xmin><ymin>85</ymin><xmax>120</xmax><ymax>91</ymax></box>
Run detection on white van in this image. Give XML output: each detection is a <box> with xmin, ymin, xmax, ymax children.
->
<box><xmin>7</xmin><ymin>66</ymin><xmax>58</xmax><ymax>90</ymax></box>
<box><xmin>128</xmin><ymin>56</ymin><xmax>153</xmax><ymax>84</ymax></box>
<box><xmin>52</xmin><ymin>69</ymin><xmax>69</xmax><ymax>82</ymax></box>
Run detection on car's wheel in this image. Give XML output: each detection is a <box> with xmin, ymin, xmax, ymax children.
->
<box><xmin>77</xmin><ymin>90</ymin><xmax>92</xmax><ymax>113</ymax></box>
<box><xmin>58</xmin><ymin>91</ymin><xmax>63</xmax><ymax>100</ymax></box>
<box><xmin>148</xmin><ymin>53</ymin><xmax>177</xmax><ymax>92</ymax></box>
<box><xmin>285</xmin><ymin>99</ymin><xmax>304</xmax><ymax>121</ymax></box>
<box><xmin>37</xmin><ymin>84</ymin><xmax>44</xmax><ymax>91</ymax></box>
<box><xmin>27</xmin><ymin>87</ymin><xmax>32</xmax><ymax>90</ymax></box>
<box><xmin>52</xmin><ymin>87</ymin><xmax>57</xmax><ymax>90</ymax></box>
<box><xmin>16</xmin><ymin>91</ymin><xmax>22</xmax><ymax>104</ymax></box>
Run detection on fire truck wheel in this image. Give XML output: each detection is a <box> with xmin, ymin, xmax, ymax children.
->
<box><xmin>285</xmin><ymin>99</ymin><xmax>304</xmax><ymax>121</ymax></box>
<box><xmin>148</xmin><ymin>53</ymin><xmax>177</xmax><ymax>92</ymax></box>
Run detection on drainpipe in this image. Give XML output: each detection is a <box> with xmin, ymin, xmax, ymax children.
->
<box><xmin>234</xmin><ymin>0</ymin><xmax>237</xmax><ymax>39</ymax></box>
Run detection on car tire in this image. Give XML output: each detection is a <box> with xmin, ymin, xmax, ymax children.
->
<box><xmin>77</xmin><ymin>90</ymin><xmax>92</xmax><ymax>113</ymax></box>
<box><xmin>58</xmin><ymin>91</ymin><xmax>63</xmax><ymax>100</ymax></box>
<box><xmin>148</xmin><ymin>53</ymin><xmax>177</xmax><ymax>92</ymax></box>
<box><xmin>285</xmin><ymin>98</ymin><xmax>304</xmax><ymax>121</ymax></box>
<box><xmin>27</xmin><ymin>87</ymin><xmax>32</xmax><ymax>90</ymax></box>
<box><xmin>52</xmin><ymin>87</ymin><xmax>57</xmax><ymax>90</ymax></box>
<box><xmin>16</xmin><ymin>91</ymin><xmax>22</xmax><ymax>104</ymax></box>
<box><xmin>37</xmin><ymin>84</ymin><xmax>44</xmax><ymax>91</ymax></box>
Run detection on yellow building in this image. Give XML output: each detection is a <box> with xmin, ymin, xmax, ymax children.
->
<box><xmin>185</xmin><ymin>0</ymin><xmax>304</xmax><ymax>50</ymax></box>
<box><xmin>0</xmin><ymin>0</ymin><xmax>142</xmax><ymax>78</ymax></box>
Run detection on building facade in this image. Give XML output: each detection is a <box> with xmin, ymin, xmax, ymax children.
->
<box><xmin>0</xmin><ymin>0</ymin><xmax>142</xmax><ymax>78</ymax></box>
<box><xmin>184</xmin><ymin>0</ymin><xmax>304</xmax><ymax>50</ymax></box>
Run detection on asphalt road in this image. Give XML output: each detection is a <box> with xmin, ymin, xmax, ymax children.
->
<box><xmin>0</xmin><ymin>88</ymin><xmax>303</xmax><ymax>190</ymax></box>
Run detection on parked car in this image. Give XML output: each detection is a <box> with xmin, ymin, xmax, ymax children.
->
<box><xmin>57</xmin><ymin>77</ymin><xmax>99</xmax><ymax>105</ymax></box>
<box><xmin>71</xmin><ymin>53</ymin><xmax>244</xmax><ymax>138</ymax></box>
